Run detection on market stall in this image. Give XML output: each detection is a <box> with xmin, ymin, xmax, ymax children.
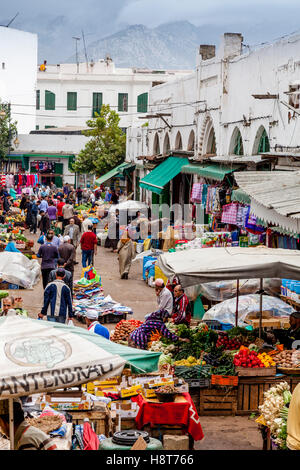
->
<box><xmin>0</xmin><ymin>316</ymin><xmax>161</xmax><ymax>449</ymax></box>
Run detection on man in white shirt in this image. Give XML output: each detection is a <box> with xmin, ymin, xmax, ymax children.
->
<box><xmin>155</xmin><ymin>278</ymin><xmax>173</xmax><ymax>315</ymax></box>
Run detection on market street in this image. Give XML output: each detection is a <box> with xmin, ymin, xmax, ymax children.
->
<box><xmin>15</xmin><ymin>229</ymin><xmax>262</xmax><ymax>451</ymax></box>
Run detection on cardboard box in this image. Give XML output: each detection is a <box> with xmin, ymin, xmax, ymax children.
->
<box><xmin>163</xmin><ymin>435</ymin><xmax>189</xmax><ymax>451</ymax></box>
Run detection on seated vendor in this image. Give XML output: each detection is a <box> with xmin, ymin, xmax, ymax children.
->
<box><xmin>0</xmin><ymin>399</ymin><xmax>57</xmax><ymax>450</ymax></box>
<box><xmin>85</xmin><ymin>309</ymin><xmax>110</xmax><ymax>339</ymax></box>
<box><xmin>0</xmin><ymin>296</ymin><xmax>15</xmax><ymax>316</ymax></box>
<box><xmin>155</xmin><ymin>279</ymin><xmax>173</xmax><ymax>315</ymax></box>
<box><xmin>268</xmin><ymin>311</ymin><xmax>300</xmax><ymax>349</ymax></box>
<box><xmin>172</xmin><ymin>285</ymin><xmax>192</xmax><ymax>326</ymax></box>
<box><xmin>129</xmin><ymin>309</ymin><xmax>190</xmax><ymax>350</ymax></box>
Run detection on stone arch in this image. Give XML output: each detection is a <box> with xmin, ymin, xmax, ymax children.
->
<box><xmin>187</xmin><ymin>130</ymin><xmax>195</xmax><ymax>151</ymax></box>
<box><xmin>153</xmin><ymin>133</ymin><xmax>160</xmax><ymax>155</ymax></box>
<box><xmin>199</xmin><ymin>115</ymin><xmax>217</xmax><ymax>156</ymax></box>
<box><xmin>163</xmin><ymin>133</ymin><xmax>171</xmax><ymax>155</ymax></box>
<box><xmin>175</xmin><ymin>131</ymin><xmax>183</xmax><ymax>150</ymax></box>
<box><xmin>229</xmin><ymin>127</ymin><xmax>244</xmax><ymax>155</ymax></box>
<box><xmin>252</xmin><ymin>125</ymin><xmax>270</xmax><ymax>154</ymax></box>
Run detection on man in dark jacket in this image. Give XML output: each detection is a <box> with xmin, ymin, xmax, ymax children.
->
<box><xmin>29</xmin><ymin>196</ymin><xmax>38</xmax><ymax>234</ymax></box>
<box><xmin>39</xmin><ymin>210</ymin><xmax>50</xmax><ymax>235</ymax></box>
<box><xmin>38</xmin><ymin>268</ymin><xmax>73</xmax><ymax>324</ymax></box>
<box><xmin>58</xmin><ymin>236</ymin><xmax>76</xmax><ymax>278</ymax></box>
<box><xmin>48</xmin><ymin>258</ymin><xmax>73</xmax><ymax>294</ymax></box>
<box><xmin>37</xmin><ymin>232</ymin><xmax>59</xmax><ymax>288</ymax></box>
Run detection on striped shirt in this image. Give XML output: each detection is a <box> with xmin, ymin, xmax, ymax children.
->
<box><xmin>15</xmin><ymin>421</ymin><xmax>57</xmax><ymax>450</ymax></box>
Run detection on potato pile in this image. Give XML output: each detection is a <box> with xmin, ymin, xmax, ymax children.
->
<box><xmin>110</xmin><ymin>319</ymin><xmax>143</xmax><ymax>343</ymax></box>
<box><xmin>273</xmin><ymin>350</ymin><xmax>300</xmax><ymax>368</ymax></box>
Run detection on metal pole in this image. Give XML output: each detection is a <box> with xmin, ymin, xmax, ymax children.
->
<box><xmin>259</xmin><ymin>278</ymin><xmax>263</xmax><ymax>339</ymax></box>
<box><xmin>9</xmin><ymin>398</ymin><xmax>14</xmax><ymax>450</ymax></box>
<box><xmin>235</xmin><ymin>279</ymin><xmax>240</xmax><ymax>327</ymax></box>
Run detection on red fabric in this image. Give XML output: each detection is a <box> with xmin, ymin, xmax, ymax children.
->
<box><xmin>83</xmin><ymin>421</ymin><xmax>99</xmax><ymax>450</ymax></box>
<box><xmin>57</xmin><ymin>201</ymin><xmax>65</xmax><ymax>217</ymax></box>
<box><xmin>80</xmin><ymin>231</ymin><xmax>97</xmax><ymax>250</ymax></box>
<box><xmin>132</xmin><ymin>393</ymin><xmax>204</xmax><ymax>441</ymax></box>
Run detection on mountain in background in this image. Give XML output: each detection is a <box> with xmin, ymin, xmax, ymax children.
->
<box><xmin>66</xmin><ymin>20</ymin><xmax>298</xmax><ymax>70</ymax></box>
<box><xmin>67</xmin><ymin>21</ymin><xmax>224</xmax><ymax>69</ymax></box>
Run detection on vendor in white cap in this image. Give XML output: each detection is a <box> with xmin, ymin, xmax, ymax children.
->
<box><xmin>154</xmin><ymin>278</ymin><xmax>173</xmax><ymax>315</ymax></box>
<box><xmin>85</xmin><ymin>309</ymin><xmax>110</xmax><ymax>339</ymax></box>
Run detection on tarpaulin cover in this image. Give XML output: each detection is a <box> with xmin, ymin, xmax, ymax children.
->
<box><xmin>0</xmin><ymin>317</ymin><xmax>160</xmax><ymax>399</ymax></box>
<box><xmin>0</xmin><ymin>252</ymin><xmax>41</xmax><ymax>288</ymax></box>
<box><xmin>157</xmin><ymin>247</ymin><xmax>300</xmax><ymax>288</ymax></box>
<box><xmin>185</xmin><ymin>278</ymin><xmax>281</xmax><ymax>302</ymax></box>
<box><xmin>203</xmin><ymin>294</ymin><xmax>295</xmax><ymax>327</ymax></box>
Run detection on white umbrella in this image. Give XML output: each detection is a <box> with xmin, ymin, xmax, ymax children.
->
<box><xmin>109</xmin><ymin>200</ymin><xmax>149</xmax><ymax>215</ymax></box>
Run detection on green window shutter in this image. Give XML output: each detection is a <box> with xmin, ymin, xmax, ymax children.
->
<box><xmin>118</xmin><ymin>93</ymin><xmax>128</xmax><ymax>112</ymax></box>
<box><xmin>67</xmin><ymin>92</ymin><xmax>77</xmax><ymax>111</ymax></box>
<box><xmin>137</xmin><ymin>93</ymin><xmax>148</xmax><ymax>113</ymax></box>
<box><xmin>92</xmin><ymin>93</ymin><xmax>102</xmax><ymax>117</ymax></box>
<box><xmin>45</xmin><ymin>90</ymin><xmax>55</xmax><ymax>110</ymax></box>
<box><xmin>36</xmin><ymin>90</ymin><xmax>40</xmax><ymax>110</ymax></box>
<box><xmin>234</xmin><ymin>132</ymin><xmax>244</xmax><ymax>156</ymax></box>
<box><xmin>258</xmin><ymin>129</ymin><xmax>270</xmax><ymax>153</ymax></box>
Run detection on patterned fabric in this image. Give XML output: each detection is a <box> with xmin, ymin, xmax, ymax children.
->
<box><xmin>191</xmin><ymin>183</ymin><xmax>203</xmax><ymax>203</ymax></box>
<box><xmin>130</xmin><ymin>309</ymin><xmax>179</xmax><ymax>349</ymax></box>
<box><xmin>221</xmin><ymin>203</ymin><xmax>238</xmax><ymax>225</ymax></box>
<box><xmin>172</xmin><ymin>294</ymin><xmax>192</xmax><ymax>325</ymax></box>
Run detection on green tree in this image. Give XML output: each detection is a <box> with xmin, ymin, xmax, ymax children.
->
<box><xmin>73</xmin><ymin>104</ymin><xmax>126</xmax><ymax>175</ymax></box>
<box><xmin>0</xmin><ymin>102</ymin><xmax>18</xmax><ymax>169</ymax></box>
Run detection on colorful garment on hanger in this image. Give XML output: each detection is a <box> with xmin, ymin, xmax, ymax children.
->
<box><xmin>221</xmin><ymin>203</ymin><xmax>238</xmax><ymax>225</ymax></box>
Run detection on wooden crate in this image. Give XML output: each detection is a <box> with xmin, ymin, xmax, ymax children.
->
<box><xmin>236</xmin><ymin>376</ymin><xmax>290</xmax><ymax>415</ymax></box>
<box><xmin>189</xmin><ymin>387</ymin><xmax>200</xmax><ymax>415</ymax></box>
<box><xmin>69</xmin><ymin>410</ymin><xmax>110</xmax><ymax>435</ymax></box>
<box><xmin>236</xmin><ymin>367</ymin><xmax>276</xmax><ymax>377</ymax></box>
<box><xmin>290</xmin><ymin>377</ymin><xmax>300</xmax><ymax>392</ymax></box>
<box><xmin>199</xmin><ymin>387</ymin><xmax>237</xmax><ymax>416</ymax></box>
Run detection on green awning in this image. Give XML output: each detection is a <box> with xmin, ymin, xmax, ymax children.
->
<box><xmin>231</xmin><ymin>188</ymin><xmax>251</xmax><ymax>205</ymax></box>
<box><xmin>95</xmin><ymin>162</ymin><xmax>132</xmax><ymax>185</ymax></box>
<box><xmin>181</xmin><ymin>163</ymin><xmax>242</xmax><ymax>181</ymax></box>
<box><xmin>139</xmin><ymin>157</ymin><xmax>189</xmax><ymax>195</ymax></box>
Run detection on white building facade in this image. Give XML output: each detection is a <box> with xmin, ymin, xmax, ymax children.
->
<box><xmin>127</xmin><ymin>32</ymin><xmax>300</xmax><ymax>201</ymax></box>
<box><xmin>0</xmin><ymin>26</ymin><xmax>37</xmax><ymax>134</ymax></box>
<box><xmin>36</xmin><ymin>60</ymin><xmax>192</xmax><ymax>131</ymax></box>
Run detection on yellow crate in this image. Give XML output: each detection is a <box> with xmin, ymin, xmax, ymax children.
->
<box><xmin>121</xmin><ymin>385</ymin><xmax>142</xmax><ymax>398</ymax></box>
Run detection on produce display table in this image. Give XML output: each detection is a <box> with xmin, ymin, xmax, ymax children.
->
<box><xmin>131</xmin><ymin>393</ymin><xmax>204</xmax><ymax>443</ymax></box>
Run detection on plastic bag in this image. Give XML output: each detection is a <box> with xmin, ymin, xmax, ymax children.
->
<box><xmin>68</xmin><ymin>320</ymin><xmax>74</xmax><ymax>327</ymax></box>
<box><xmin>0</xmin><ymin>252</ymin><xmax>41</xmax><ymax>288</ymax></box>
<box><xmin>203</xmin><ymin>294</ymin><xmax>295</xmax><ymax>327</ymax></box>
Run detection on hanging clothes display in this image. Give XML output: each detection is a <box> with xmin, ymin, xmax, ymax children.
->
<box><xmin>221</xmin><ymin>203</ymin><xmax>238</xmax><ymax>225</ymax></box>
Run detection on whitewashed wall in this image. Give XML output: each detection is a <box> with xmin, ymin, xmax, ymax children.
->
<box><xmin>0</xmin><ymin>27</ymin><xmax>37</xmax><ymax>134</ymax></box>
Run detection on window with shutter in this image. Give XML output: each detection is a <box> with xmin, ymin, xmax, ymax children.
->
<box><xmin>92</xmin><ymin>93</ymin><xmax>103</xmax><ymax>117</ymax></box>
<box><xmin>137</xmin><ymin>93</ymin><xmax>148</xmax><ymax>113</ymax></box>
<box><xmin>234</xmin><ymin>131</ymin><xmax>244</xmax><ymax>156</ymax></box>
<box><xmin>118</xmin><ymin>93</ymin><xmax>128</xmax><ymax>112</ymax></box>
<box><xmin>45</xmin><ymin>90</ymin><xmax>55</xmax><ymax>110</ymax></box>
<box><xmin>258</xmin><ymin>129</ymin><xmax>270</xmax><ymax>153</ymax></box>
<box><xmin>36</xmin><ymin>90</ymin><xmax>40</xmax><ymax>110</ymax></box>
<box><xmin>67</xmin><ymin>92</ymin><xmax>77</xmax><ymax>111</ymax></box>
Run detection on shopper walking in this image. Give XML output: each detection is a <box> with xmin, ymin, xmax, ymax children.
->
<box><xmin>38</xmin><ymin>268</ymin><xmax>73</xmax><ymax>324</ymax></box>
<box><xmin>38</xmin><ymin>210</ymin><xmax>51</xmax><ymax>236</ymax></box>
<box><xmin>58</xmin><ymin>236</ymin><xmax>76</xmax><ymax>278</ymax></box>
<box><xmin>37</xmin><ymin>232</ymin><xmax>59</xmax><ymax>288</ymax></box>
<box><xmin>80</xmin><ymin>225</ymin><xmax>97</xmax><ymax>267</ymax></box>
<box><xmin>62</xmin><ymin>200</ymin><xmax>74</xmax><ymax>230</ymax></box>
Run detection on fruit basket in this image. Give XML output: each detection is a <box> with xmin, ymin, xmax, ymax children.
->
<box><xmin>155</xmin><ymin>386</ymin><xmax>179</xmax><ymax>403</ymax></box>
<box><xmin>277</xmin><ymin>367</ymin><xmax>300</xmax><ymax>375</ymax></box>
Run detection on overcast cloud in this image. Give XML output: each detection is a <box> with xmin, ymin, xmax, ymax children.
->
<box><xmin>1</xmin><ymin>0</ymin><xmax>300</xmax><ymax>62</ymax></box>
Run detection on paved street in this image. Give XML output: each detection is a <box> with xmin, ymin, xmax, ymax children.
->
<box><xmin>14</xmin><ymin>229</ymin><xmax>262</xmax><ymax>450</ymax></box>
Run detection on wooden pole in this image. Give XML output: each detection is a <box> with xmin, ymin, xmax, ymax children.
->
<box><xmin>9</xmin><ymin>398</ymin><xmax>14</xmax><ymax>450</ymax></box>
<box><xmin>235</xmin><ymin>280</ymin><xmax>240</xmax><ymax>327</ymax></box>
<box><xmin>259</xmin><ymin>278</ymin><xmax>263</xmax><ymax>339</ymax></box>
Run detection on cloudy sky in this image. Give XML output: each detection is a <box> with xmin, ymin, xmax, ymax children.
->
<box><xmin>1</xmin><ymin>0</ymin><xmax>300</xmax><ymax>62</ymax></box>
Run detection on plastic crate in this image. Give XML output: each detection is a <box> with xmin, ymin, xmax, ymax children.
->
<box><xmin>211</xmin><ymin>375</ymin><xmax>239</xmax><ymax>386</ymax></box>
<box><xmin>219</xmin><ymin>322</ymin><xmax>234</xmax><ymax>331</ymax></box>
<box><xmin>203</xmin><ymin>320</ymin><xmax>222</xmax><ymax>330</ymax></box>
<box><xmin>99</xmin><ymin>313</ymin><xmax>127</xmax><ymax>324</ymax></box>
<box><xmin>186</xmin><ymin>378</ymin><xmax>210</xmax><ymax>388</ymax></box>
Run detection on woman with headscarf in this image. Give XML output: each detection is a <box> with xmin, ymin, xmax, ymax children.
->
<box><xmin>129</xmin><ymin>309</ymin><xmax>190</xmax><ymax>350</ymax></box>
<box><xmin>117</xmin><ymin>230</ymin><xmax>135</xmax><ymax>279</ymax></box>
